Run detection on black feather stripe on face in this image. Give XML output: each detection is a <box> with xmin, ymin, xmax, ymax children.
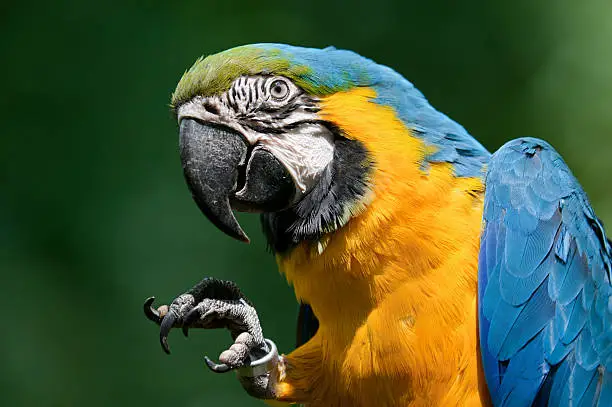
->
<box><xmin>261</xmin><ymin>132</ymin><xmax>373</xmax><ymax>253</ymax></box>
<box><xmin>220</xmin><ymin>76</ymin><xmax>319</xmax><ymax>136</ymax></box>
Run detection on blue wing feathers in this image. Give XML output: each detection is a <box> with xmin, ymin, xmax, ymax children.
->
<box><xmin>598</xmin><ymin>372</ymin><xmax>612</xmax><ymax>406</ymax></box>
<box><xmin>577</xmin><ymin>328</ymin><xmax>600</xmax><ymax>370</ymax></box>
<box><xmin>500</xmin><ymin>217</ymin><xmax>560</xmax><ymax>306</ymax></box>
<box><xmin>544</xmin><ymin>323</ymin><xmax>573</xmax><ymax>365</ymax></box>
<box><xmin>499</xmin><ymin>256</ymin><xmax>551</xmax><ymax>307</ymax></box>
<box><xmin>582</xmin><ymin>277</ymin><xmax>595</xmax><ymax>312</ymax></box>
<box><xmin>483</xmin><ymin>262</ymin><xmax>503</xmax><ymax>321</ymax></box>
<box><xmin>488</xmin><ymin>291</ymin><xmax>524</xmax><ymax>359</ymax></box>
<box><xmin>558</xmin><ymin>363</ymin><xmax>597</xmax><ymax>407</ymax></box>
<box><xmin>561</xmin><ymin>295</ymin><xmax>588</xmax><ymax>345</ymax></box>
<box><xmin>548</xmin><ymin>242</ymin><xmax>577</xmax><ymax>302</ymax></box>
<box><xmin>556</xmin><ymin>250</ymin><xmax>588</xmax><ymax>306</ymax></box>
<box><xmin>498</xmin><ymin>279</ymin><xmax>555</xmax><ymax>360</ymax></box>
<box><xmin>548</xmin><ymin>358</ymin><xmax>573</xmax><ymax>406</ymax></box>
<box><xmin>478</xmin><ymin>137</ymin><xmax>612</xmax><ymax>406</ymax></box>
<box><xmin>497</xmin><ymin>332</ymin><xmax>549</xmax><ymax>407</ymax></box>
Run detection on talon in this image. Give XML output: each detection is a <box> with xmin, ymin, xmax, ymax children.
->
<box><xmin>159</xmin><ymin>311</ymin><xmax>178</xmax><ymax>355</ymax></box>
<box><xmin>143</xmin><ymin>297</ymin><xmax>161</xmax><ymax>323</ymax></box>
<box><xmin>204</xmin><ymin>356</ymin><xmax>232</xmax><ymax>373</ymax></box>
<box><xmin>182</xmin><ymin>325</ymin><xmax>189</xmax><ymax>338</ymax></box>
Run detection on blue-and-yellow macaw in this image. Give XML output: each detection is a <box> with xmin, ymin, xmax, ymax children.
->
<box><xmin>144</xmin><ymin>44</ymin><xmax>612</xmax><ymax>406</ymax></box>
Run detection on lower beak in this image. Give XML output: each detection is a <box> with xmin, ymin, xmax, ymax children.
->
<box><xmin>179</xmin><ymin>119</ymin><xmax>296</xmax><ymax>242</ymax></box>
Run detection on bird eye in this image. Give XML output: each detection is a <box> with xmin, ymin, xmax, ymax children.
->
<box><xmin>269</xmin><ymin>79</ymin><xmax>290</xmax><ymax>101</ymax></box>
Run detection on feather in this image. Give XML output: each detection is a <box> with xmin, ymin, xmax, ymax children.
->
<box><xmin>479</xmin><ymin>137</ymin><xmax>612</xmax><ymax>406</ymax></box>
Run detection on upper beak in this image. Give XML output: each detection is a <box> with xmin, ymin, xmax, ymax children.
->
<box><xmin>179</xmin><ymin>118</ymin><xmax>296</xmax><ymax>242</ymax></box>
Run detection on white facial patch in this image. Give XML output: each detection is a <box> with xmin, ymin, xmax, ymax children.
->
<box><xmin>256</xmin><ymin>124</ymin><xmax>335</xmax><ymax>195</ymax></box>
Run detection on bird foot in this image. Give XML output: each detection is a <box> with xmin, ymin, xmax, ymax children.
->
<box><xmin>143</xmin><ymin>277</ymin><xmax>269</xmax><ymax>373</ymax></box>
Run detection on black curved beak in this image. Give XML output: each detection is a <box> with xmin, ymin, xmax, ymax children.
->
<box><xmin>179</xmin><ymin>119</ymin><xmax>296</xmax><ymax>242</ymax></box>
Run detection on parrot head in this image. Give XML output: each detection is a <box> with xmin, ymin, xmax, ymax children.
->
<box><xmin>172</xmin><ymin>44</ymin><xmax>488</xmax><ymax>249</ymax></box>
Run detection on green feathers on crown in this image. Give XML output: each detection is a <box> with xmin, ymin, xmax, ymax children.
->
<box><xmin>171</xmin><ymin>45</ymin><xmax>313</xmax><ymax>108</ymax></box>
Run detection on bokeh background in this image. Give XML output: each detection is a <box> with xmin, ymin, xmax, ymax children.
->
<box><xmin>2</xmin><ymin>0</ymin><xmax>612</xmax><ymax>406</ymax></box>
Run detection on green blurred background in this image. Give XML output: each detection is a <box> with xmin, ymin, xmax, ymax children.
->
<box><xmin>2</xmin><ymin>0</ymin><xmax>612</xmax><ymax>406</ymax></box>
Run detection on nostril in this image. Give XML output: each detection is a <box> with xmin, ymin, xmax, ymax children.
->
<box><xmin>203</xmin><ymin>101</ymin><xmax>220</xmax><ymax>115</ymax></box>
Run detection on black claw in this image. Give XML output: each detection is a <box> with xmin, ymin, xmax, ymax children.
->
<box><xmin>159</xmin><ymin>312</ymin><xmax>178</xmax><ymax>355</ymax></box>
<box><xmin>182</xmin><ymin>325</ymin><xmax>189</xmax><ymax>338</ymax></box>
<box><xmin>143</xmin><ymin>297</ymin><xmax>161</xmax><ymax>324</ymax></box>
<box><xmin>161</xmin><ymin>336</ymin><xmax>170</xmax><ymax>355</ymax></box>
<box><xmin>204</xmin><ymin>356</ymin><xmax>232</xmax><ymax>373</ymax></box>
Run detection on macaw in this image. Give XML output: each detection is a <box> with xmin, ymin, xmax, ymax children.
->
<box><xmin>144</xmin><ymin>44</ymin><xmax>612</xmax><ymax>406</ymax></box>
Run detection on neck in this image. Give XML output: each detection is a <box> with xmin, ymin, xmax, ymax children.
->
<box><xmin>274</xmin><ymin>87</ymin><xmax>489</xmax><ymax>342</ymax></box>
<box><xmin>278</xmin><ymin>162</ymin><xmax>486</xmax><ymax>336</ymax></box>
<box><xmin>261</xmin><ymin>133</ymin><xmax>373</xmax><ymax>253</ymax></box>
